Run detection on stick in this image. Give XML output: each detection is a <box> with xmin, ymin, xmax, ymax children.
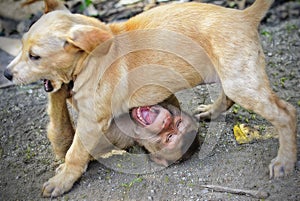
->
<box><xmin>0</xmin><ymin>82</ymin><xmax>14</xmax><ymax>89</ymax></box>
<box><xmin>199</xmin><ymin>184</ymin><xmax>269</xmax><ymax>199</ymax></box>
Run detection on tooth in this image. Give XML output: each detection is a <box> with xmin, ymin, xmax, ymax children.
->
<box><xmin>137</xmin><ymin>108</ymin><xmax>144</xmax><ymax>122</ymax></box>
<box><xmin>136</xmin><ymin>107</ymin><xmax>148</xmax><ymax>125</ymax></box>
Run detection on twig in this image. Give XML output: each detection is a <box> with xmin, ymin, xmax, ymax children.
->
<box><xmin>0</xmin><ymin>82</ymin><xmax>14</xmax><ymax>89</ymax></box>
<box><xmin>199</xmin><ymin>184</ymin><xmax>269</xmax><ymax>199</ymax></box>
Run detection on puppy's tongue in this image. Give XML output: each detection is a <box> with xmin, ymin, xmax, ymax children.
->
<box><xmin>43</xmin><ymin>79</ymin><xmax>54</xmax><ymax>92</ymax></box>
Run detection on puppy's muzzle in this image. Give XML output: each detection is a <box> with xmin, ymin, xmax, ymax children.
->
<box><xmin>4</xmin><ymin>69</ymin><xmax>13</xmax><ymax>81</ymax></box>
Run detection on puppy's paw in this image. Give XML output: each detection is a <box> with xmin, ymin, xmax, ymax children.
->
<box><xmin>269</xmin><ymin>156</ymin><xmax>295</xmax><ymax>178</ymax></box>
<box><xmin>194</xmin><ymin>104</ymin><xmax>213</xmax><ymax>120</ymax></box>
<box><xmin>42</xmin><ymin>165</ymin><xmax>78</xmax><ymax>197</ymax></box>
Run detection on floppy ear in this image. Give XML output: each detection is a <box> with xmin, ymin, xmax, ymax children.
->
<box><xmin>67</xmin><ymin>25</ymin><xmax>113</xmax><ymax>53</ymax></box>
<box><xmin>22</xmin><ymin>0</ymin><xmax>69</xmax><ymax>13</ymax></box>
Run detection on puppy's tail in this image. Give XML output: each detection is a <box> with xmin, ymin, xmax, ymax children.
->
<box><xmin>244</xmin><ymin>0</ymin><xmax>274</xmax><ymax>26</ymax></box>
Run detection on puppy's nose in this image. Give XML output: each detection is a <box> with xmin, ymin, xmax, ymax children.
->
<box><xmin>4</xmin><ymin>69</ymin><xmax>13</xmax><ymax>81</ymax></box>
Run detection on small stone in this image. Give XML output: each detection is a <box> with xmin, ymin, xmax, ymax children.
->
<box><xmin>84</xmin><ymin>4</ymin><xmax>99</xmax><ymax>16</ymax></box>
<box><xmin>116</xmin><ymin>0</ymin><xmax>142</xmax><ymax>7</ymax></box>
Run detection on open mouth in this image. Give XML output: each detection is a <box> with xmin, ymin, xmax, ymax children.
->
<box><xmin>131</xmin><ymin>106</ymin><xmax>159</xmax><ymax>126</ymax></box>
<box><xmin>43</xmin><ymin>79</ymin><xmax>53</xmax><ymax>92</ymax></box>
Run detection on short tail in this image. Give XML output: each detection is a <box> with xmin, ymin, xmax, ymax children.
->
<box><xmin>244</xmin><ymin>0</ymin><xmax>274</xmax><ymax>26</ymax></box>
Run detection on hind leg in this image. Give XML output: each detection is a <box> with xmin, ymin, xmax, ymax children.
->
<box><xmin>222</xmin><ymin>72</ymin><xmax>297</xmax><ymax>178</ymax></box>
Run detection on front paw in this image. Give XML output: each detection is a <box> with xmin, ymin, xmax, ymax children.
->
<box><xmin>269</xmin><ymin>156</ymin><xmax>295</xmax><ymax>178</ymax></box>
<box><xmin>194</xmin><ymin>104</ymin><xmax>213</xmax><ymax>120</ymax></box>
<box><xmin>42</xmin><ymin>165</ymin><xmax>79</xmax><ymax>197</ymax></box>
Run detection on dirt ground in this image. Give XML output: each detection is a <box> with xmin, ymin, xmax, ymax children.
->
<box><xmin>0</xmin><ymin>1</ymin><xmax>300</xmax><ymax>200</ymax></box>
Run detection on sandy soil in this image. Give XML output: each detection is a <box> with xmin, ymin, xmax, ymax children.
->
<box><xmin>0</xmin><ymin>1</ymin><xmax>299</xmax><ymax>200</ymax></box>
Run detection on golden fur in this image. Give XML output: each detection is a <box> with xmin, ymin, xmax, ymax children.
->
<box><xmin>4</xmin><ymin>0</ymin><xmax>297</xmax><ymax>197</ymax></box>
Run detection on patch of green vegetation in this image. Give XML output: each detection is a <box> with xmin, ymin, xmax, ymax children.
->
<box><xmin>179</xmin><ymin>180</ymin><xmax>185</xmax><ymax>184</ymax></box>
<box><xmin>280</xmin><ymin>77</ymin><xmax>287</xmax><ymax>88</ymax></box>
<box><xmin>258</xmin><ymin>125</ymin><xmax>266</xmax><ymax>132</ymax></box>
<box><xmin>200</xmin><ymin>121</ymin><xmax>207</xmax><ymax>127</ymax></box>
<box><xmin>164</xmin><ymin>175</ymin><xmax>169</xmax><ymax>183</ymax></box>
<box><xmin>297</xmin><ymin>100</ymin><xmax>300</xmax><ymax>107</ymax></box>
<box><xmin>286</xmin><ymin>24</ymin><xmax>298</xmax><ymax>33</ymax></box>
<box><xmin>232</xmin><ymin>104</ymin><xmax>259</xmax><ymax>124</ymax></box>
<box><xmin>271</xmin><ymin>72</ymin><xmax>279</xmax><ymax>77</ymax></box>
<box><xmin>41</xmin><ymin>158</ymin><xmax>51</xmax><ymax>166</ymax></box>
<box><xmin>81</xmin><ymin>194</ymin><xmax>87</xmax><ymax>199</ymax></box>
<box><xmin>105</xmin><ymin>175</ymin><xmax>111</xmax><ymax>180</ymax></box>
<box><xmin>25</xmin><ymin>146</ymin><xmax>35</xmax><ymax>160</ymax></box>
<box><xmin>268</xmin><ymin>61</ymin><xmax>276</xmax><ymax>68</ymax></box>
<box><xmin>232</xmin><ymin>104</ymin><xmax>241</xmax><ymax>114</ymax></box>
<box><xmin>187</xmin><ymin>181</ymin><xmax>194</xmax><ymax>187</ymax></box>
<box><xmin>261</xmin><ymin>30</ymin><xmax>273</xmax><ymax>41</ymax></box>
<box><xmin>121</xmin><ymin>177</ymin><xmax>143</xmax><ymax>190</ymax></box>
<box><xmin>80</xmin><ymin>0</ymin><xmax>92</xmax><ymax>12</ymax></box>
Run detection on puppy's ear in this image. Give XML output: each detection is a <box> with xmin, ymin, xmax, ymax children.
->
<box><xmin>67</xmin><ymin>25</ymin><xmax>112</xmax><ymax>54</ymax></box>
<box><xmin>22</xmin><ymin>0</ymin><xmax>69</xmax><ymax>13</ymax></box>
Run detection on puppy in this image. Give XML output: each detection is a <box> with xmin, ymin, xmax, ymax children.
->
<box><xmin>4</xmin><ymin>0</ymin><xmax>297</xmax><ymax>197</ymax></box>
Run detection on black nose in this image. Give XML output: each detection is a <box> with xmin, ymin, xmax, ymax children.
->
<box><xmin>4</xmin><ymin>69</ymin><xmax>13</xmax><ymax>81</ymax></box>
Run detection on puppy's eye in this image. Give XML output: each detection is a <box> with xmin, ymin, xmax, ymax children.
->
<box><xmin>29</xmin><ymin>52</ymin><xmax>41</xmax><ymax>61</ymax></box>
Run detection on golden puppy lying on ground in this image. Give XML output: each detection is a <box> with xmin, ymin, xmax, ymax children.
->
<box><xmin>4</xmin><ymin>0</ymin><xmax>297</xmax><ymax>197</ymax></box>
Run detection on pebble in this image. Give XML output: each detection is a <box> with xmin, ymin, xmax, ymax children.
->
<box><xmin>200</xmin><ymin>188</ymin><xmax>209</xmax><ymax>194</ymax></box>
<box><xmin>117</xmin><ymin>0</ymin><xmax>142</xmax><ymax>7</ymax></box>
<box><xmin>83</xmin><ymin>4</ymin><xmax>99</xmax><ymax>16</ymax></box>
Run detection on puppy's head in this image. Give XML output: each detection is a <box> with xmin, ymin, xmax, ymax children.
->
<box><xmin>4</xmin><ymin>0</ymin><xmax>112</xmax><ymax>92</ymax></box>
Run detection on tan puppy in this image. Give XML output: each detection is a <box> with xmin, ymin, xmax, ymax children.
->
<box><xmin>4</xmin><ymin>0</ymin><xmax>297</xmax><ymax>197</ymax></box>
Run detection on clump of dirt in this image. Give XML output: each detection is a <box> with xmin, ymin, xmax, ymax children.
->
<box><xmin>0</xmin><ymin>1</ymin><xmax>299</xmax><ymax>200</ymax></box>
